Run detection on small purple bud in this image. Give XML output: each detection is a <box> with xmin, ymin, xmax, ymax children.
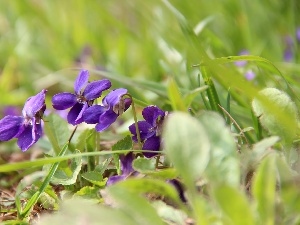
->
<box><xmin>244</xmin><ymin>70</ymin><xmax>256</xmax><ymax>81</ymax></box>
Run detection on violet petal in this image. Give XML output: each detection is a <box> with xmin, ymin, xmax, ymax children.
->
<box><xmin>106</xmin><ymin>174</ymin><xmax>127</xmax><ymax>186</ymax></box>
<box><xmin>83</xmin><ymin>79</ymin><xmax>111</xmax><ymax>100</ymax></box>
<box><xmin>95</xmin><ymin>110</ymin><xmax>118</xmax><ymax>132</ymax></box>
<box><xmin>120</xmin><ymin>152</ymin><xmax>134</xmax><ymax>175</ymax></box>
<box><xmin>16</xmin><ymin>125</ymin><xmax>36</xmax><ymax>151</ymax></box>
<box><xmin>52</xmin><ymin>92</ymin><xmax>77</xmax><ymax>110</ymax></box>
<box><xmin>143</xmin><ymin>136</ymin><xmax>161</xmax><ymax>158</ymax></box>
<box><xmin>32</xmin><ymin>120</ymin><xmax>43</xmax><ymax>141</ymax></box>
<box><xmin>67</xmin><ymin>103</ymin><xmax>85</xmax><ymax>125</ymax></box>
<box><xmin>129</xmin><ymin>121</ymin><xmax>154</xmax><ymax>141</ymax></box>
<box><xmin>83</xmin><ymin>105</ymin><xmax>106</xmax><ymax>124</ymax></box>
<box><xmin>0</xmin><ymin>116</ymin><xmax>24</xmax><ymax>141</ymax></box>
<box><xmin>74</xmin><ymin>70</ymin><xmax>89</xmax><ymax>95</ymax></box>
<box><xmin>142</xmin><ymin>106</ymin><xmax>165</xmax><ymax>126</ymax></box>
<box><xmin>103</xmin><ymin>88</ymin><xmax>128</xmax><ymax>107</ymax></box>
<box><xmin>22</xmin><ymin>89</ymin><xmax>47</xmax><ymax>118</ymax></box>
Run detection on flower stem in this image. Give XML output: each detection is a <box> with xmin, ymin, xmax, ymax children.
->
<box><xmin>123</xmin><ymin>94</ymin><xmax>142</xmax><ymax>150</ymax></box>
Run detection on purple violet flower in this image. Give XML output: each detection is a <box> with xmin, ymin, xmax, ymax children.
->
<box><xmin>0</xmin><ymin>89</ymin><xmax>47</xmax><ymax>151</ymax></box>
<box><xmin>52</xmin><ymin>70</ymin><xmax>111</xmax><ymax>125</ymax></box>
<box><xmin>106</xmin><ymin>152</ymin><xmax>135</xmax><ymax>186</ymax></box>
<box><xmin>129</xmin><ymin>105</ymin><xmax>165</xmax><ymax>158</ymax></box>
<box><xmin>83</xmin><ymin>88</ymin><xmax>131</xmax><ymax>132</ymax></box>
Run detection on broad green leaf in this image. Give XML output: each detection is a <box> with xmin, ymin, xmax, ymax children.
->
<box><xmin>46</xmin><ymin>154</ymin><xmax>82</xmax><ymax>185</ymax></box>
<box><xmin>39</xmin><ymin>192</ymin><xmax>59</xmax><ymax>210</ymax></box>
<box><xmin>94</xmin><ymin>158</ymin><xmax>112</xmax><ymax>175</ymax></box>
<box><xmin>252</xmin><ymin>136</ymin><xmax>280</xmax><ymax>155</ymax></box>
<box><xmin>108</xmin><ymin>184</ymin><xmax>165</xmax><ymax>225</ymax></box>
<box><xmin>81</xmin><ymin>171</ymin><xmax>107</xmax><ymax>187</ymax></box>
<box><xmin>152</xmin><ymin>200</ymin><xmax>188</xmax><ymax>225</ymax></box>
<box><xmin>75</xmin><ymin>129</ymin><xmax>91</xmax><ymax>151</ymax></box>
<box><xmin>37</xmin><ymin>198</ymin><xmax>139</xmax><ymax>225</ymax></box>
<box><xmin>167</xmin><ymin>78</ymin><xmax>186</xmax><ymax>111</ymax></box>
<box><xmin>146</xmin><ymin>168</ymin><xmax>178</xmax><ymax>179</ymax></box>
<box><xmin>252</xmin><ymin>155</ymin><xmax>276</xmax><ymax>225</ymax></box>
<box><xmin>276</xmin><ymin>157</ymin><xmax>300</xmax><ymax>218</ymax></box>
<box><xmin>241</xmin><ymin>136</ymin><xmax>280</xmax><ymax>172</ymax></box>
<box><xmin>198</xmin><ymin>112</ymin><xmax>239</xmax><ymax>186</ymax></box>
<box><xmin>132</xmin><ymin>158</ymin><xmax>156</xmax><ymax>173</ymax></box>
<box><xmin>252</xmin><ymin>88</ymin><xmax>298</xmax><ymax>143</ymax></box>
<box><xmin>112</xmin><ymin>178</ymin><xmax>183</xmax><ymax>207</ymax></box>
<box><xmin>112</xmin><ymin>135</ymin><xmax>133</xmax><ymax>151</ymax></box>
<box><xmin>163</xmin><ymin>112</ymin><xmax>210</xmax><ymax>184</ymax></box>
<box><xmin>74</xmin><ymin>186</ymin><xmax>101</xmax><ymax>201</ymax></box>
<box><xmin>213</xmin><ymin>185</ymin><xmax>255</xmax><ymax>225</ymax></box>
<box><xmin>44</xmin><ymin>114</ymin><xmax>70</xmax><ymax>155</ymax></box>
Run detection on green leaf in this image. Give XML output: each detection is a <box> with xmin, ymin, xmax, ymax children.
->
<box><xmin>151</xmin><ymin>200</ymin><xmax>188</xmax><ymax>225</ymax></box>
<box><xmin>75</xmin><ymin>129</ymin><xmax>91</xmax><ymax>151</ymax></box>
<box><xmin>107</xmin><ymin>184</ymin><xmax>165</xmax><ymax>225</ymax></box>
<box><xmin>46</xmin><ymin>154</ymin><xmax>82</xmax><ymax>185</ymax></box>
<box><xmin>74</xmin><ymin>186</ymin><xmax>101</xmax><ymax>201</ymax></box>
<box><xmin>213</xmin><ymin>185</ymin><xmax>255</xmax><ymax>225</ymax></box>
<box><xmin>37</xmin><ymin>198</ymin><xmax>139</xmax><ymax>225</ymax></box>
<box><xmin>44</xmin><ymin>114</ymin><xmax>70</xmax><ymax>155</ymax></box>
<box><xmin>242</xmin><ymin>136</ymin><xmax>280</xmax><ymax>171</ymax></box>
<box><xmin>183</xmin><ymin>85</ymin><xmax>208</xmax><ymax>108</ymax></box>
<box><xmin>252</xmin><ymin>88</ymin><xmax>298</xmax><ymax>143</ymax></box>
<box><xmin>111</xmin><ymin>178</ymin><xmax>183</xmax><ymax>207</ymax></box>
<box><xmin>94</xmin><ymin>158</ymin><xmax>112</xmax><ymax>175</ymax></box>
<box><xmin>112</xmin><ymin>135</ymin><xmax>133</xmax><ymax>151</ymax></box>
<box><xmin>146</xmin><ymin>168</ymin><xmax>178</xmax><ymax>179</ymax></box>
<box><xmin>198</xmin><ymin>112</ymin><xmax>239</xmax><ymax>186</ymax></box>
<box><xmin>39</xmin><ymin>192</ymin><xmax>59</xmax><ymax>210</ymax></box>
<box><xmin>252</xmin><ymin>136</ymin><xmax>280</xmax><ymax>155</ymax></box>
<box><xmin>167</xmin><ymin>78</ymin><xmax>186</xmax><ymax>111</ymax></box>
<box><xmin>163</xmin><ymin>112</ymin><xmax>210</xmax><ymax>184</ymax></box>
<box><xmin>276</xmin><ymin>156</ymin><xmax>300</xmax><ymax>216</ymax></box>
<box><xmin>81</xmin><ymin>171</ymin><xmax>107</xmax><ymax>187</ymax></box>
<box><xmin>132</xmin><ymin>158</ymin><xmax>156</xmax><ymax>173</ymax></box>
<box><xmin>252</xmin><ymin>155</ymin><xmax>276</xmax><ymax>225</ymax></box>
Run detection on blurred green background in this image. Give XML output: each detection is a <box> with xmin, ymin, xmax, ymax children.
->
<box><xmin>0</xmin><ymin>0</ymin><xmax>299</xmax><ymax>111</ymax></box>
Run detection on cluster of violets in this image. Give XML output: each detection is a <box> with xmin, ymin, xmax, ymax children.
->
<box><xmin>0</xmin><ymin>70</ymin><xmax>166</xmax><ymax>184</ymax></box>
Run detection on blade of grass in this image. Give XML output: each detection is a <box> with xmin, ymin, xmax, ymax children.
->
<box><xmin>19</xmin><ymin>126</ymin><xmax>78</xmax><ymax>219</ymax></box>
<box><xmin>0</xmin><ymin>150</ymin><xmax>162</xmax><ymax>173</ymax></box>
